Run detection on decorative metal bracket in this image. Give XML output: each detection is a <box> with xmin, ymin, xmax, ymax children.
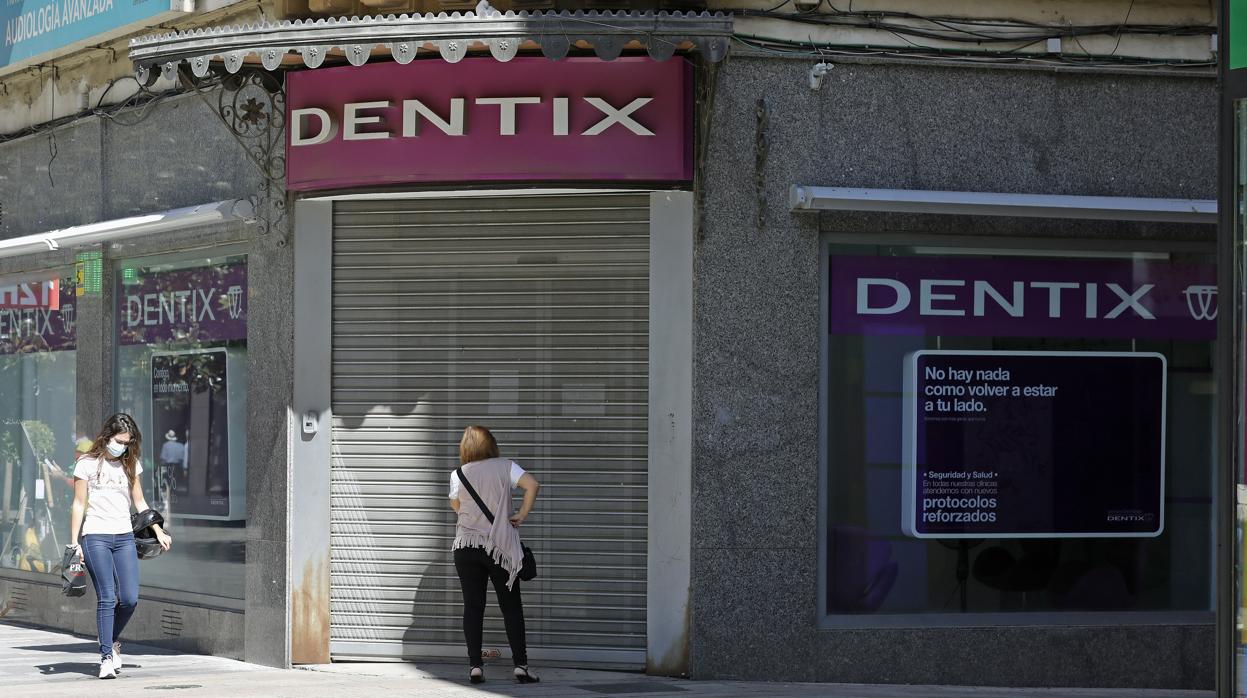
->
<box><xmin>180</xmin><ymin>68</ymin><xmax>288</xmax><ymax>242</ymax></box>
<box><xmin>693</xmin><ymin>57</ymin><xmax>719</xmax><ymax>243</ymax></box>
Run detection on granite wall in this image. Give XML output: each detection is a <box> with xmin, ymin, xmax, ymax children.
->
<box><xmin>0</xmin><ymin>92</ymin><xmax>260</xmax><ymax>239</ymax></box>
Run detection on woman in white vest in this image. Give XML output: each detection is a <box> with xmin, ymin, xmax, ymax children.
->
<box><xmin>449</xmin><ymin>425</ymin><xmax>541</xmax><ymax>684</ymax></box>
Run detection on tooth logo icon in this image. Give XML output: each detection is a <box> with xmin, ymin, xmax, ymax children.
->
<box><xmin>1182</xmin><ymin>285</ymin><xmax>1218</xmax><ymax>321</ymax></box>
<box><xmin>61</xmin><ymin>304</ymin><xmax>75</xmax><ymax>334</ymax></box>
<box><xmin>226</xmin><ymin>285</ymin><xmax>244</xmax><ymax>320</ymax></box>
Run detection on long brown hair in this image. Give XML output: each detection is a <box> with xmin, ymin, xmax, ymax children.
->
<box><xmin>459</xmin><ymin>425</ymin><xmax>500</xmax><ymax>465</ymax></box>
<box><xmin>84</xmin><ymin>413</ymin><xmax>142</xmax><ymax>485</ymax></box>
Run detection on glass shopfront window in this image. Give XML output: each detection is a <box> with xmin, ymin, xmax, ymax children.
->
<box><xmin>1234</xmin><ymin>98</ymin><xmax>1247</xmax><ymax>697</ymax></box>
<box><xmin>822</xmin><ymin>242</ymin><xmax>1216</xmax><ymax>622</ymax></box>
<box><xmin>0</xmin><ymin>273</ymin><xmax>77</xmax><ymax>575</ymax></box>
<box><xmin>114</xmin><ymin>254</ymin><xmax>247</xmax><ymax>602</ymax></box>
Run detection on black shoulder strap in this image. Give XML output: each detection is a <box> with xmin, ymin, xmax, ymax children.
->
<box><xmin>456</xmin><ymin>467</ymin><xmax>495</xmax><ymax>524</ymax></box>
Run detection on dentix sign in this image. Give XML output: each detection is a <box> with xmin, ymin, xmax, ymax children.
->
<box><xmin>830</xmin><ymin>255</ymin><xmax>1217</xmax><ymax>341</ymax></box>
<box><xmin>285</xmin><ymin>56</ymin><xmax>693</xmax><ymax>191</ymax></box>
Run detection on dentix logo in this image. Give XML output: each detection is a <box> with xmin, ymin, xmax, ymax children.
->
<box><xmin>1182</xmin><ymin>285</ymin><xmax>1217</xmax><ymax>321</ymax></box>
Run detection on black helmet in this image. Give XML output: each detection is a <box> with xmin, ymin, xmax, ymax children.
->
<box><xmin>131</xmin><ymin>509</ymin><xmax>167</xmax><ymax>560</ymax></box>
<box><xmin>131</xmin><ymin>509</ymin><xmax>165</xmax><ymax>539</ymax></box>
<box><xmin>135</xmin><ymin>536</ymin><xmax>165</xmax><ymax>560</ymax></box>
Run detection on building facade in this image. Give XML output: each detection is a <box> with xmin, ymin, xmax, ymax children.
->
<box><xmin>0</xmin><ymin>0</ymin><xmax>1221</xmax><ymax>690</ymax></box>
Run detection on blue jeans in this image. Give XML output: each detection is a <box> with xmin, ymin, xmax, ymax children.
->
<box><xmin>81</xmin><ymin>533</ymin><xmax>139</xmax><ymax>660</ymax></box>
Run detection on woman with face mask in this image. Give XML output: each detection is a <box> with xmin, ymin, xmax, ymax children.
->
<box><xmin>68</xmin><ymin>413</ymin><xmax>172</xmax><ymax>679</ymax></box>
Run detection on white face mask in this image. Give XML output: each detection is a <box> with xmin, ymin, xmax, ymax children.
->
<box><xmin>106</xmin><ymin>440</ymin><xmax>127</xmax><ymax>458</ymax></box>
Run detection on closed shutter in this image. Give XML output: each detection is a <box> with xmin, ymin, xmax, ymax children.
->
<box><xmin>329</xmin><ymin>193</ymin><xmax>649</xmax><ymax>666</ymax></box>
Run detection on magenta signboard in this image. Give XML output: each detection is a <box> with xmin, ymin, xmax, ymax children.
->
<box><xmin>830</xmin><ymin>255</ymin><xmax>1216</xmax><ymax>341</ymax></box>
<box><xmin>285</xmin><ymin>57</ymin><xmax>693</xmax><ymax>191</ymax></box>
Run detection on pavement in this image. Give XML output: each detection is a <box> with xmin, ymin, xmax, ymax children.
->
<box><xmin>0</xmin><ymin>621</ymin><xmax>1217</xmax><ymax>698</ymax></box>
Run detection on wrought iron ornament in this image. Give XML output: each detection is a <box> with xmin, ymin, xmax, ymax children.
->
<box><xmin>216</xmin><ymin>70</ymin><xmax>286</xmax><ymax>185</ymax></box>
<box><xmin>181</xmin><ymin>68</ymin><xmax>288</xmax><ymax>241</ymax></box>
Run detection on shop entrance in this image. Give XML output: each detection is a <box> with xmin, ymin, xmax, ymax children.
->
<box><xmin>327</xmin><ymin>192</ymin><xmax>650</xmax><ymax>666</ymax></box>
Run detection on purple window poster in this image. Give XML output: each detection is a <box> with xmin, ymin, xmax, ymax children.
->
<box><xmin>830</xmin><ymin>255</ymin><xmax>1216</xmax><ymax>341</ymax></box>
<box><xmin>0</xmin><ymin>278</ymin><xmax>76</xmax><ymax>355</ymax></box>
<box><xmin>901</xmin><ymin>351</ymin><xmax>1166</xmax><ymax>539</ymax></box>
<box><xmin>119</xmin><ymin>262</ymin><xmax>246</xmax><ymax>346</ymax></box>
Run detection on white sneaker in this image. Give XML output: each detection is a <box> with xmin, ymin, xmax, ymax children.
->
<box><xmin>111</xmin><ymin>642</ymin><xmax>122</xmax><ymax>674</ymax></box>
<box><xmin>99</xmin><ymin>658</ymin><xmax>116</xmax><ymax>679</ymax></box>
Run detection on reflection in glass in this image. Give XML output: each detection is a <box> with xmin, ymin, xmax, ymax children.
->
<box><xmin>114</xmin><ymin>255</ymin><xmax>247</xmax><ymax>601</ymax></box>
<box><xmin>826</xmin><ymin>245</ymin><xmax>1215</xmax><ymax>617</ymax></box>
<box><xmin>1234</xmin><ymin>99</ymin><xmax>1247</xmax><ymax>698</ymax></box>
<box><xmin>0</xmin><ymin>275</ymin><xmax>76</xmax><ymax>575</ymax></box>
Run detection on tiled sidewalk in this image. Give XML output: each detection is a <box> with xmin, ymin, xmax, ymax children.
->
<box><xmin>0</xmin><ymin>622</ymin><xmax>1214</xmax><ymax>698</ymax></box>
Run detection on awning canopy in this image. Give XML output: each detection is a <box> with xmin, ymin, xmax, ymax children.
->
<box><xmin>129</xmin><ymin>10</ymin><xmax>733</xmax><ymax>83</ymax></box>
<box><xmin>790</xmin><ymin>186</ymin><xmax>1217</xmax><ymax>224</ymax></box>
<box><xmin>0</xmin><ymin>200</ymin><xmax>255</xmax><ymax>260</ymax></box>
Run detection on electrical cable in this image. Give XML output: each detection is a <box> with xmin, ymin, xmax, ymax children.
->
<box><xmin>0</xmin><ymin>77</ymin><xmax>215</xmax><ymax>144</ymax></box>
<box><xmin>1108</xmin><ymin>0</ymin><xmax>1138</xmax><ymax>58</ymax></box>
<box><xmin>743</xmin><ymin>5</ymin><xmax>1213</xmax><ymax>33</ymax></box>
<box><xmin>731</xmin><ymin>33</ymin><xmax>1214</xmax><ymax>70</ymax></box>
<box><xmin>731</xmin><ymin>7</ymin><xmax>1213</xmax><ymax>46</ymax></box>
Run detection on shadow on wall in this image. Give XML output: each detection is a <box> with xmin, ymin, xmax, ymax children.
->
<box><xmin>400</xmin><ymin>506</ymin><xmax>483</xmax><ymax>664</ymax></box>
<box><xmin>401</xmin><ymin>556</ymin><xmax>457</xmax><ymax>660</ymax></box>
<box><xmin>331</xmin><ymin>377</ymin><xmax>425</xmax><ymax>433</ymax></box>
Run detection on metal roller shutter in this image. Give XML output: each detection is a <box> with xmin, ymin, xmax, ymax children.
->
<box><xmin>329</xmin><ymin>193</ymin><xmax>649</xmax><ymax>666</ymax></box>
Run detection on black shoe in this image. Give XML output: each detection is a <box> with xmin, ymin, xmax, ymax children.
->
<box><xmin>514</xmin><ymin>665</ymin><xmax>539</xmax><ymax>683</ymax></box>
<box><xmin>470</xmin><ymin>666</ymin><xmax>484</xmax><ymax>684</ymax></box>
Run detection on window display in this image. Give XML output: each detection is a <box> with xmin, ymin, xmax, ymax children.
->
<box><xmin>1233</xmin><ymin>97</ymin><xmax>1247</xmax><ymax>697</ymax></box>
<box><xmin>824</xmin><ymin>244</ymin><xmax>1215</xmax><ymax>619</ymax></box>
<box><xmin>0</xmin><ymin>274</ymin><xmax>76</xmax><ymax>575</ymax></box>
<box><xmin>115</xmin><ymin>254</ymin><xmax>247</xmax><ymax>601</ymax></box>
<box><xmin>901</xmin><ymin>351</ymin><xmax>1166</xmax><ymax>539</ymax></box>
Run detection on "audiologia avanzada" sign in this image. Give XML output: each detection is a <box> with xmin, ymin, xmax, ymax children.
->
<box><xmin>0</xmin><ymin>0</ymin><xmax>187</xmax><ymax>76</ymax></box>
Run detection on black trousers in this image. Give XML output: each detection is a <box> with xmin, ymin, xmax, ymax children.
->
<box><xmin>453</xmin><ymin>546</ymin><xmax>528</xmax><ymax>667</ymax></box>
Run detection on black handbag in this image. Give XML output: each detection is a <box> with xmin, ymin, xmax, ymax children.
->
<box><xmin>456</xmin><ymin>467</ymin><xmax>537</xmax><ymax>581</ymax></box>
<box><xmin>60</xmin><ymin>545</ymin><xmax>86</xmax><ymax>597</ymax></box>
